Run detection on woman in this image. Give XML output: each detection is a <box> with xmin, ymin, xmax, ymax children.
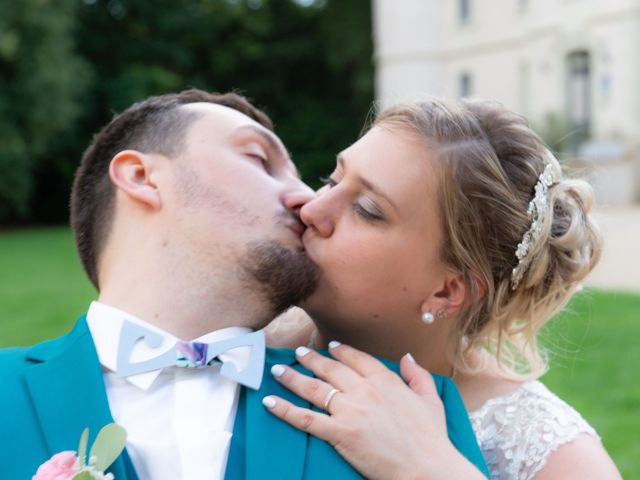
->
<box><xmin>262</xmin><ymin>99</ymin><xmax>621</xmax><ymax>479</ymax></box>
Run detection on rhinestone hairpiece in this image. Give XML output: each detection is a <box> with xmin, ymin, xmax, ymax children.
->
<box><xmin>510</xmin><ymin>163</ymin><xmax>555</xmax><ymax>290</ymax></box>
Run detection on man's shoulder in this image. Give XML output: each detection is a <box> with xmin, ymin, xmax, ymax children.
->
<box><xmin>265</xmin><ymin>346</ymin><xmax>297</xmax><ymax>365</ymax></box>
<box><xmin>0</xmin><ymin>343</ymin><xmax>36</xmax><ymax>373</ymax></box>
<box><xmin>264</xmin><ymin>346</ymin><xmax>448</xmax><ymax>391</ymax></box>
<box><xmin>0</xmin><ymin>344</ymin><xmax>40</xmax><ymax>417</ymax></box>
<box><xmin>0</xmin><ymin>318</ymin><xmax>88</xmax><ymax>376</ymax></box>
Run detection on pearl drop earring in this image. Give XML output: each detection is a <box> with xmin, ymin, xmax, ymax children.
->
<box><xmin>421</xmin><ymin>312</ymin><xmax>434</xmax><ymax>324</ymax></box>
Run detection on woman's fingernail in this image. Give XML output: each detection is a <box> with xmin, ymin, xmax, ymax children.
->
<box><xmin>405</xmin><ymin>353</ymin><xmax>416</xmax><ymax>363</ymax></box>
<box><xmin>271</xmin><ymin>364</ymin><xmax>286</xmax><ymax>378</ymax></box>
<box><xmin>296</xmin><ymin>346</ymin><xmax>311</xmax><ymax>357</ymax></box>
<box><xmin>328</xmin><ymin>340</ymin><xmax>342</xmax><ymax>349</ymax></box>
<box><xmin>262</xmin><ymin>396</ymin><xmax>277</xmax><ymax>408</ymax></box>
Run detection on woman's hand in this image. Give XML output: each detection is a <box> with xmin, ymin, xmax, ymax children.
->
<box><xmin>262</xmin><ymin>342</ymin><xmax>484</xmax><ymax>480</ymax></box>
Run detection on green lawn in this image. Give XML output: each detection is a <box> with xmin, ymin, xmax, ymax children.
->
<box><xmin>541</xmin><ymin>290</ymin><xmax>640</xmax><ymax>477</ymax></box>
<box><xmin>0</xmin><ymin>227</ymin><xmax>638</xmax><ymax>477</ymax></box>
<box><xmin>0</xmin><ymin>227</ymin><xmax>96</xmax><ymax>346</ymax></box>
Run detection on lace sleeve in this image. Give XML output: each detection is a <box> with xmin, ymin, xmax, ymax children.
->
<box><xmin>469</xmin><ymin>381</ymin><xmax>600</xmax><ymax>480</ymax></box>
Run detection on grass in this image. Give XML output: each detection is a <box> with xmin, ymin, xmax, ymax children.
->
<box><xmin>541</xmin><ymin>291</ymin><xmax>640</xmax><ymax>477</ymax></box>
<box><xmin>0</xmin><ymin>227</ymin><xmax>96</xmax><ymax>346</ymax></box>
<box><xmin>0</xmin><ymin>227</ymin><xmax>638</xmax><ymax>477</ymax></box>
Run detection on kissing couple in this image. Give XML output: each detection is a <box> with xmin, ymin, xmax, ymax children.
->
<box><xmin>2</xmin><ymin>89</ymin><xmax>620</xmax><ymax>479</ymax></box>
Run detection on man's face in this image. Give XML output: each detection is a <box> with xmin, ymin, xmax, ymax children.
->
<box><xmin>159</xmin><ymin>103</ymin><xmax>318</xmax><ymax>317</ymax></box>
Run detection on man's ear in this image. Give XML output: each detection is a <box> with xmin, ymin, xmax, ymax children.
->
<box><xmin>109</xmin><ymin>150</ymin><xmax>162</xmax><ymax>210</ymax></box>
<box><xmin>421</xmin><ymin>271</ymin><xmax>468</xmax><ymax>320</ymax></box>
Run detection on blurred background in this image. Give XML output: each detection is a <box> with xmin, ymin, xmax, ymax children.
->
<box><xmin>1</xmin><ymin>0</ymin><xmax>638</xmax><ymax>476</ymax></box>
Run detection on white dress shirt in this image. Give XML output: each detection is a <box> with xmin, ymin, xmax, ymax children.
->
<box><xmin>87</xmin><ymin>301</ymin><xmax>253</xmax><ymax>480</ymax></box>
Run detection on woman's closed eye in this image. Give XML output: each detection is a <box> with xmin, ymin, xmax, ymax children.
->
<box><xmin>355</xmin><ymin>199</ymin><xmax>385</xmax><ymax>222</ymax></box>
<box><xmin>319</xmin><ymin>176</ymin><xmax>385</xmax><ymax>222</ymax></box>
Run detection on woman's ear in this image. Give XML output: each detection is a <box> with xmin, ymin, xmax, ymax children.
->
<box><xmin>421</xmin><ymin>271</ymin><xmax>468</xmax><ymax>320</ymax></box>
<box><xmin>469</xmin><ymin>271</ymin><xmax>488</xmax><ymax>303</ymax></box>
<box><xmin>109</xmin><ymin>150</ymin><xmax>161</xmax><ymax>210</ymax></box>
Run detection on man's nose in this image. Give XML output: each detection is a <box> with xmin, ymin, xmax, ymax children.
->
<box><xmin>282</xmin><ymin>180</ymin><xmax>316</xmax><ymax>214</ymax></box>
<box><xmin>299</xmin><ymin>190</ymin><xmax>334</xmax><ymax>237</ymax></box>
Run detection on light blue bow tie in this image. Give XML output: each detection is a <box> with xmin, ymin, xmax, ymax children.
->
<box><xmin>115</xmin><ymin>320</ymin><xmax>265</xmax><ymax>390</ymax></box>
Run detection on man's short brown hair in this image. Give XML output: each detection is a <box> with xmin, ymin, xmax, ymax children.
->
<box><xmin>70</xmin><ymin>89</ymin><xmax>274</xmax><ymax>290</ymax></box>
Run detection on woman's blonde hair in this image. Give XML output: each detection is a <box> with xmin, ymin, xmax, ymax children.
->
<box><xmin>375</xmin><ymin>99</ymin><xmax>603</xmax><ymax>379</ymax></box>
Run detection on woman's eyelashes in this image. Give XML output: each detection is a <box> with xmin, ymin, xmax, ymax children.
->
<box><xmin>319</xmin><ymin>175</ymin><xmax>337</xmax><ymax>188</ymax></box>
<box><xmin>319</xmin><ymin>175</ymin><xmax>385</xmax><ymax>222</ymax></box>
<box><xmin>355</xmin><ymin>200</ymin><xmax>385</xmax><ymax>222</ymax></box>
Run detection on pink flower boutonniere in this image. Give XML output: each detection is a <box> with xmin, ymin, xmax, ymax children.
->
<box><xmin>33</xmin><ymin>423</ymin><xmax>126</xmax><ymax>480</ymax></box>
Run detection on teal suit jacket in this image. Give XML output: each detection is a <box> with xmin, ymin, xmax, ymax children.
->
<box><xmin>0</xmin><ymin>317</ymin><xmax>489</xmax><ymax>479</ymax></box>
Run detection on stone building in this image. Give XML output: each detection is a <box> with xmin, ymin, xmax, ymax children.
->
<box><xmin>372</xmin><ymin>0</ymin><xmax>640</xmax><ymax>204</ymax></box>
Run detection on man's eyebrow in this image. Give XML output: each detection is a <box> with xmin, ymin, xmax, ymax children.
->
<box><xmin>236</xmin><ymin>125</ymin><xmax>301</xmax><ymax>178</ymax></box>
<box><xmin>337</xmin><ymin>154</ymin><xmax>397</xmax><ymax>211</ymax></box>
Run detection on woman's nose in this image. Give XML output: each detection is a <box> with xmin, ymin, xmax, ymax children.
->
<box><xmin>299</xmin><ymin>191</ymin><xmax>335</xmax><ymax>237</ymax></box>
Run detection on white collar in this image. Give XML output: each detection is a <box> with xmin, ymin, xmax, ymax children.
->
<box><xmin>86</xmin><ymin>301</ymin><xmax>254</xmax><ymax>391</ymax></box>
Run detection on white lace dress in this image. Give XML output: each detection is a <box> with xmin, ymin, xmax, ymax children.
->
<box><xmin>469</xmin><ymin>381</ymin><xmax>600</xmax><ymax>479</ymax></box>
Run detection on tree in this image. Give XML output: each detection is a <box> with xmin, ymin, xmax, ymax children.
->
<box><xmin>0</xmin><ymin>0</ymin><xmax>90</xmax><ymax>221</ymax></box>
<box><xmin>0</xmin><ymin>0</ymin><xmax>374</xmax><ymax>224</ymax></box>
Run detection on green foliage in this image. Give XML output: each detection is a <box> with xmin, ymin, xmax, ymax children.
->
<box><xmin>0</xmin><ymin>0</ymin><xmax>374</xmax><ymax>224</ymax></box>
<box><xmin>533</xmin><ymin>111</ymin><xmax>589</xmax><ymax>156</ymax></box>
<box><xmin>89</xmin><ymin>423</ymin><xmax>127</xmax><ymax>472</ymax></box>
<box><xmin>71</xmin><ymin>424</ymin><xmax>126</xmax><ymax>478</ymax></box>
<box><xmin>75</xmin><ymin>0</ymin><xmax>373</xmax><ymax>188</ymax></box>
<box><xmin>78</xmin><ymin>428</ymin><xmax>89</xmax><ymax>468</ymax></box>
<box><xmin>0</xmin><ymin>0</ymin><xmax>91</xmax><ymax>220</ymax></box>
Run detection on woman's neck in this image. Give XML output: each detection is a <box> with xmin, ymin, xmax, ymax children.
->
<box><xmin>314</xmin><ymin>322</ymin><xmax>455</xmax><ymax>377</ymax></box>
<box><xmin>452</xmin><ymin>351</ymin><xmax>527</xmax><ymax>412</ymax></box>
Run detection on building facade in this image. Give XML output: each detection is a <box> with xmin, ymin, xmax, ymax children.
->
<box><xmin>373</xmin><ymin>0</ymin><xmax>640</xmax><ymax>204</ymax></box>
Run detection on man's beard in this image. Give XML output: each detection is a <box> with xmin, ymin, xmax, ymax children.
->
<box><xmin>240</xmin><ymin>240</ymin><xmax>319</xmax><ymax>318</ymax></box>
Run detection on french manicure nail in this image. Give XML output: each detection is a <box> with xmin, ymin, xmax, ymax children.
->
<box><xmin>296</xmin><ymin>346</ymin><xmax>311</xmax><ymax>357</ymax></box>
<box><xmin>271</xmin><ymin>364</ymin><xmax>285</xmax><ymax>377</ymax></box>
<box><xmin>405</xmin><ymin>352</ymin><xmax>416</xmax><ymax>363</ymax></box>
<box><xmin>328</xmin><ymin>340</ymin><xmax>342</xmax><ymax>349</ymax></box>
<box><xmin>262</xmin><ymin>396</ymin><xmax>276</xmax><ymax>408</ymax></box>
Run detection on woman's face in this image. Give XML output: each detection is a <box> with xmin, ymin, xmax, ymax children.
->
<box><xmin>300</xmin><ymin>124</ymin><xmax>454</xmax><ymax>351</ymax></box>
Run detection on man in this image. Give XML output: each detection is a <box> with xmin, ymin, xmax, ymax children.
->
<box><xmin>0</xmin><ymin>90</ymin><xmax>485</xmax><ymax>479</ymax></box>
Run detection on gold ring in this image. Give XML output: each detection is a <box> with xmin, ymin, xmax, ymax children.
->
<box><xmin>323</xmin><ymin>387</ymin><xmax>341</xmax><ymax>412</ymax></box>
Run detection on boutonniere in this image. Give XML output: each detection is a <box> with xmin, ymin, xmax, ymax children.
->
<box><xmin>33</xmin><ymin>423</ymin><xmax>126</xmax><ymax>480</ymax></box>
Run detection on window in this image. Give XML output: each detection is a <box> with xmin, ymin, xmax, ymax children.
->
<box><xmin>566</xmin><ymin>51</ymin><xmax>591</xmax><ymax>132</ymax></box>
<box><xmin>518</xmin><ymin>61</ymin><xmax>530</xmax><ymax>115</ymax></box>
<box><xmin>460</xmin><ymin>73</ymin><xmax>472</xmax><ymax>98</ymax></box>
<box><xmin>459</xmin><ymin>0</ymin><xmax>470</xmax><ymax>23</ymax></box>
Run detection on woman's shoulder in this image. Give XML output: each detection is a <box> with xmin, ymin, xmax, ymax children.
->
<box><xmin>469</xmin><ymin>380</ymin><xmax>600</xmax><ymax>480</ymax></box>
<box><xmin>471</xmin><ymin>380</ymin><xmax>598</xmax><ymax>429</ymax></box>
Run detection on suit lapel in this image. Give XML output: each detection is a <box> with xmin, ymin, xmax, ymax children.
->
<box><xmin>243</xmin><ymin>348</ymin><xmax>310</xmax><ymax>480</ymax></box>
<box><xmin>24</xmin><ymin>317</ymin><xmax>137</xmax><ymax>480</ymax></box>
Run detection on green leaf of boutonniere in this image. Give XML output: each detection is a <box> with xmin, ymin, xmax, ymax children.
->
<box><xmin>77</xmin><ymin>427</ymin><xmax>89</xmax><ymax>467</ymax></box>
<box><xmin>72</xmin><ymin>471</ymin><xmax>94</xmax><ymax>480</ymax></box>
<box><xmin>89</xmin><ymin>423</ymin><xmax>127</xmax><ymax>472</ymax></box>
